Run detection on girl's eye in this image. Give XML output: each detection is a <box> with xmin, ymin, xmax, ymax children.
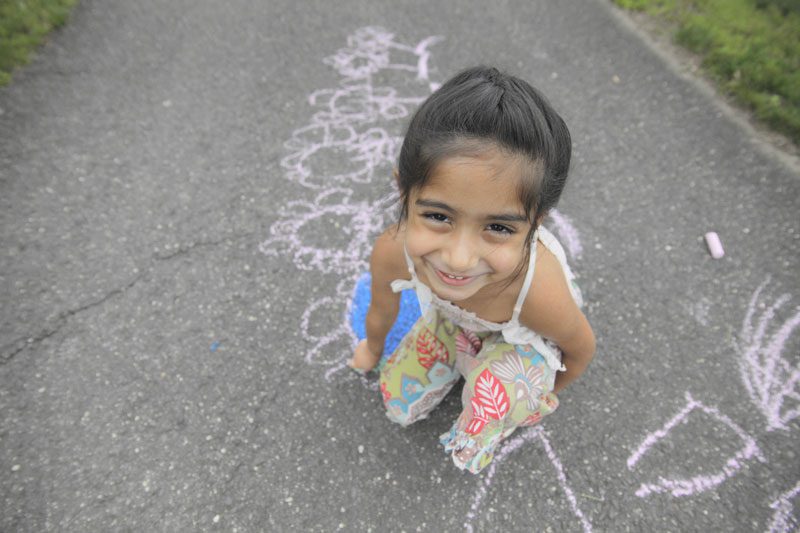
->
<box><xmin>423</xmin><ymin>212</ymin><xmax>449</xmax><ymax>223</ymax></box>
<box><xmin>488</xmin><ymin>223</ymin><xmax>514</xmax><ymax>235</ymax></box>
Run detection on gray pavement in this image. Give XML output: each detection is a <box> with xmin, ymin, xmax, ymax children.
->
<box><xmin>1</xmin><ymin>0</ymin><xmax>799</xmax><ymax>531</ymax></box>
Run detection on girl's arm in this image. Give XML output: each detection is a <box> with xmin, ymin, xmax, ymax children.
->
<box><xmin>348</xmin><ymin>227</ymin><xmax>405</xmax><ymax>371</ymax></box>
<box><xmin>519</xmin><ymin>247</ymin><xmax>596</xmax><ymax>394</ymax></box>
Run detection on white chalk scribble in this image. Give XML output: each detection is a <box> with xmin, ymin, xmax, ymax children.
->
<box><xmin>259</xmin><ymin>188</ymin><xmax>385</xmax><ymax>275</ymax></box>
<box><xmin>627</xmin><ymin>278</ymin><xmax>798</xmax><ymax>514</ymax></box>
<box><xmin>738</xmin><ymin>278</ymin><xmax>800</xmax><ymax>433</ymax></box>
<box><xmin>279</xmin><ymin>27</ymin><xmax>442</xmax><ymax>190</ymax></box>
<box><xmin>259</xmin><ymin>26</ymin><xmax>444</xmax><ymax>383</ymax></box>
<box><xmin>627</xmin><ymin>391</ymin><xmax>766</xmax><ymax>498</ymax></box>
<box><xmin>767</xmin><ymin>481</ymin><xmax>800</xmax><ymax>533</ymax></box>
<box><xmin>465</xmin><ymin>426</ymin><xmax>593</xmax><ymax>533</ymax></box>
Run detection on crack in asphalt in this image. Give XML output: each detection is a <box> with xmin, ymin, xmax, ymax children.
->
<box><xmin>0</xmin><ymin>273</ymin><xmax>144</xmax><ymax>365</ymax></box>
<box><xmin>0</xmin><ymin>232</ymin><xmax>254</xmax><ymax>364</ymax></box>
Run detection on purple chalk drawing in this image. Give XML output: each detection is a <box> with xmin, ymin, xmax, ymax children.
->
<box><xmin>323</xmin><ymin>26</ymin><xmax>442</xmax><ymax>87</ymax></box>
<box><xmin>767</xmin><ymin>482</ymin><xmax>800</xmax><ymax>533</ymax></box>
<box><xmin>624</xmin><ymin>279</ymin><xmax>799</xmax><ymax>528</ymax></box>
<box><xmin>260</xmin><ymin>26</ymin><xmax>445</xmax><ymax>385</ymax></box>
<box><xmin>738</xmin><ymin>278</ymin><xmax>800</xmax><ymax>432</ymax></box>
<box><xmin>465</xmin><ymin>426</ymin><xmax>593</xmax><ymax>533</ymax></box>
<box><xmin>549</xmin><ymin>209</ymin><xmax>583</xmax><ymax>260</ymax></box>
<box><xmin>279</xmin><ymin>27</ymin><xmax>443</xmax><ymax>190</ymax></box>
<box><xmin>627</xmin><ymin>391</ymin><xmax>766</xmax><ymax>498</ymax></box>
<box><xmin>258</xmin><ymin>188</ymin><xmax>386</xmax><ymax>275</ymax></box>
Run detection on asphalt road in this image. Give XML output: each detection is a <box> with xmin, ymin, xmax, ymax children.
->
<box><xmin>1</xmin><ymin>0</ymin><xmax>799</xmax><ymax>531</ymax></box>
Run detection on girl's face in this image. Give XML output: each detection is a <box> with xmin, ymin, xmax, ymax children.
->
<box><xmin>405</xmin><ymin>148</ymin><xmax>533</xmax><ymax>303</ymax></box>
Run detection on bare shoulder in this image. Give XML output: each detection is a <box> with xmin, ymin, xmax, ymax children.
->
<box><xmin>518</xmin><ymin>243</ymin><xmax>583</xmax><ymax>342</ymax></box>
<box><xmin>371</xmin><ymin>224</ymin><xmax>409</xmax><ymax>282</ymax></box>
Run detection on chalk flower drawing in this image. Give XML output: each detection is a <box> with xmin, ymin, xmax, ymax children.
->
<box><xmin>259</xmin><ymin>188</ymin><xmax>383</xmax><ymax>275</ymax></box>
<box><xmin>279</xmin><ymin>26</ymin><xmax>442</xmax><ymax>190</ymax></box>
<box><xmin>259</xmin><ymin>27</ymin><xmax>444</xmax><ymax>378</ymax></box>
<box><xmin>738</xmin><ymin>278</ymin><xmax>800</xmax><ymax>432</ymax></box>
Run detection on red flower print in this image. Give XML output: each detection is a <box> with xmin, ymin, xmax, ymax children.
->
<box><xmin>473</xmin><ymin>368</ymin><xmax>510</xmax><ymax>420</ymax></box>
<box><xmin>466</xmin><ymin>397</ymin><xmax>488</xmax><ymax>435</ymax></box>
<box><xmin>416</xmin><ymin>327</ymin><xmax>449</xmax><ymax>369</ymax></box>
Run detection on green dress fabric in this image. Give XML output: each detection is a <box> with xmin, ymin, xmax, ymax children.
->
<box><xmin>379</xmin><ymin>309</ymin><xmax>560</xmax><ymax>474</ymax></box>
<box><xmin>378</xmin><ymin>227</ymin><xmax>580</xmax><ymax>474</ymax></box>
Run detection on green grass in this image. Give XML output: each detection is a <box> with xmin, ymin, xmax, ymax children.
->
<box><xmin>0</xmin><ymin>0</ymin><xmax>78</xmax><ymax>86</ymax></box>
<box><xmin>613</xmin><ymin>0</ymin><xmax>800</xmax><ymax>145</ymax></box>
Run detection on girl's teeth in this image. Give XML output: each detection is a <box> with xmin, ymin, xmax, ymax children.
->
<box><xmin>447</xmin><ymin>274</ymin><xmax>464</xmax><ymax>279</ymax></box>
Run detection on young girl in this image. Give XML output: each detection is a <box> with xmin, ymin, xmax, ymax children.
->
<box><xmin>347</xmin><ymin>66</ymin><xmax>596</xmax><ymax>474</ymax></box>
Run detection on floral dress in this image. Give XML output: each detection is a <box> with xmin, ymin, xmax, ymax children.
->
<box><xmin>379</xmin><ymin>227</ymin><xmax>582</xmax><ymax>474</ymax></box>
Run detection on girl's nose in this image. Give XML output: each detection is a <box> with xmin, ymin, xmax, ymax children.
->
<box><xmin>442</xmin><ymin>232</ymin><xmax>479</xmax><ymax>273</ymax></box>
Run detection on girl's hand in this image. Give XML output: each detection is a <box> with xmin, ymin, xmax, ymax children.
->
<box><xmin>347</xmin><ymin>339</ymin><xmax>381</xmax><ymax>374</ymax></box>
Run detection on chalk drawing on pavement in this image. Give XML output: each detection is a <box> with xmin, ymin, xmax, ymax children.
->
<box><xmin>626</xmin><ymin>280</ymin><xmax>798</xmax><ymax>527</ymax></box>
<box><xmin>278</xmin><ymin>27</ymin><xmax>442</xmax><ymax>190</ymax></box>
<box><xmin>767</xmin><ymin>481</ymin><xmax>800</xmax><ymax>533</ymax></box>
<box><xmin>258</xmin><ymin>27</ymin><xmax>444</xmax><ymax>382</ymax></box>
<box><xmin>738</xmin><ymin>278</ymin><xmax>800</xmax><ymax>433</ymax></box>
<box><xmin>626</xmin><ymin>391</ymin><xmax>766</xmax><ymax>498</ymax></box>
<box><xmin>465</xmin><ymin>426</ymin><xmax>593</xmax><ymax>533</ymax></box>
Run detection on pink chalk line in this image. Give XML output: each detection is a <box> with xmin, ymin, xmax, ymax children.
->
<box><xmin>766</xmin><ymin>481</ymin><xmax>800</xmax><ymax>533</ymax></box>
<box><xmin>258</xmin><ymin>188</ymin><xmax>385</xmax><ymax>275</ymax></box>
<box><xmin>300</xmin><ymin>277</ymin><xmax>359</xmax><ymax>365</ymax></box>
<box><xmin>323</xmin><ymin>27</ymin><xmax>442</xmax><ymax>85</ymax></box>
<box><xmin>627</xmin><ymin>392</ymin><xmax>766</xmax><ymax>498</ymax></box>
<box><xmin>549</xmin><ymin>209</ymin><xmax>583</xmax><ymax>260</ymax></box>
<box><xmin>738</xmin><ymin>278</ymin><xmax>800</xmax><ymax>432</ymax></box>
<box><xmin>465</xmin><ymin>426</ymin><xmax>593</xmax><ymax>533</ymax></box>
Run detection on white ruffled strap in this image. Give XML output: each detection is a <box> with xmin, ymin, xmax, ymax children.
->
<box><xmin>390</xmin><ymin>279</ymin><xmax>415</xmax><ymax>293</ymax></box>
<box><xmin>391</xmin><ymin>278</ymin><xmax>432</xmax><ymax>317</ymax></box>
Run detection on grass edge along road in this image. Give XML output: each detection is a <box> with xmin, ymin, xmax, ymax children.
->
<box><xmin>0</xmin><ymin>0</ymin><xmax>78</xmax><ymax>86</ymax></box>
<box><xmin>612</xmin><ymin>0</ymin><xmax>800</xmax><ymax>147</ymax></box>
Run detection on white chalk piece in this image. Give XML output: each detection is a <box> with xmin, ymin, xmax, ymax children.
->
<box><xmin>704</xmin><ymin>232</ymin><xmax>725</xmax><ymax>259</ymax></box>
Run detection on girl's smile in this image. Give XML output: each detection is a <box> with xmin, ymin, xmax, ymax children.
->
<box><xmin>404</xmin><ymin>147</ymin><xmax>533</xmax><ymax>304</ymax></box>
<box><xmin>432</xmin><ymin>267</ymin><xmax>480</xmax><ymax>286</ymax></box>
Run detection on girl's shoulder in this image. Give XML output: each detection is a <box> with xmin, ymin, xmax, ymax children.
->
<box><xmin>371</xmin><ymin>224</ymin><xmax>410</xmax><ymax>282</ymax></box>
<box><xmin>518</xmin><ymin>243</ymin><xmax>583</xmax><ymax>340</ymax></box>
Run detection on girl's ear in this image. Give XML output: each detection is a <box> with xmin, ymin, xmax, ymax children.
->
<box><xmin>392</xmin><ymin>167</ymin><xmax>400</xmax><ymax>186</ymax></box>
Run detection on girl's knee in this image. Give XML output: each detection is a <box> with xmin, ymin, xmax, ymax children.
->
<box><xmin>379</xmin><ymin>365</ymin><xmax>459</xmax><ymax>427</ymax></box>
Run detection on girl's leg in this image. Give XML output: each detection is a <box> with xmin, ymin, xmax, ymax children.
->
<box><xmin>378</xmin><ymin>310</ymin><xmax>466</xmax><ymax>426</ymax></box>
<box><xmin>440</xmin><ymin>338</ymin><xmax>560</xmax><ymax>474</ymax></box>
